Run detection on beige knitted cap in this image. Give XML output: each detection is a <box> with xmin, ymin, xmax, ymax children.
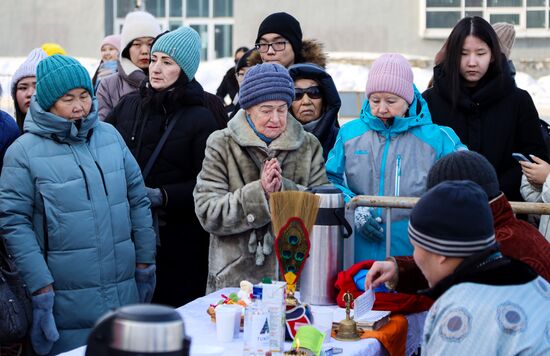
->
<box><xmin>492</xmin><ymin>22</ymin><xmax>516</xmax><ymax>59</ymax></box>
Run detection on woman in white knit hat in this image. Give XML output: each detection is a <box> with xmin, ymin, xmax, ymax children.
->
<box><xmin>11</xmin><ymin>47</ymin><xmax>47</xmax><ymax>131</ymax></box>
<box><xmin>96</xmin><ymin>11</ymin><xmax>161</xmax><ymax>120</ymax></box>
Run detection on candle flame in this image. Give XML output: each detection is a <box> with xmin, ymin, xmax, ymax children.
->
<box><xmin>296</xmin><ymin>337</ymin><xmax>300</xmax><ymax>351</ymax></box>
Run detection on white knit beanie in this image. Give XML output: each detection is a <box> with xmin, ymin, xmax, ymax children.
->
<box><xmin>120</xmin><ymin>11</ymin><xmax>161</xmax><ymax>53</ymax></box>
<box><xmin>11</xmin><ymin>48</ymin><xmax>47</xmax><ymax>99</ymax></box>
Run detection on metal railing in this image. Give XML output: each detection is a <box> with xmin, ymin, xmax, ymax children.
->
<box><xmin>346</xmin><ymin>195</ymin><xmax>550</xmax><ymax>259</ymax></box>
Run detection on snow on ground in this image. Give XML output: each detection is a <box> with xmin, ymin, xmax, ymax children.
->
<box><xmin>1</xmin><ymin>54</ymin><xmax>550</xmax><ymax>120</ymax></box>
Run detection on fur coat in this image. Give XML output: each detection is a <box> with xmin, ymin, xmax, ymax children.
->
<box><xmin>193</xmin><ymin>110</ymin><xmax>329</xmax><ymax>292</ymax></box>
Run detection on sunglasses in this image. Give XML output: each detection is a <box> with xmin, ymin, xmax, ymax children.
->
<box><xmin>294</xmin><ymin>86</ymin><xmax>322</xmax><ymax>101</ymax></box>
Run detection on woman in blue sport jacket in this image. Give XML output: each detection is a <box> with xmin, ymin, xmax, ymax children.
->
<box><xmin>326</xmin><ymin>53</ymin><xmax>466</xmax><ymax>262</ymax></box>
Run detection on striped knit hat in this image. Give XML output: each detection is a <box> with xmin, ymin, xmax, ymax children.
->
<box><xmin>151</xmin><ymin>26</ymin><xmax>201</xmax><ymax>82</ymax></box>
<box><xmin>239</xmin><ymin>63</ymin><xmax>295</xmax><ymax>109</ymax></box>
<box><xmin>409</xmin><ymin>180</ymin><xmax>496</xmax><ymax>257</ymax></box>
<box><xmin>36</xmin><ymin>55</ymin><xmax>93</xmax><ymax>110</ymax></box>
<box><xmin>365</xmin><ymin>53</ymin><xmax>414</xmax><ymax>104</ymax></box>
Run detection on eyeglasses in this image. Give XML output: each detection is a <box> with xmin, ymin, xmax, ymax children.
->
<box><xmin>255</xmin><ymin>41</ymin><xmax>288</xmax><ymax>53</ymax></box>
<box><xmin>294</xmin><ymin>86</ymin><xmax>322</xmax><ymax>101</ymax></box>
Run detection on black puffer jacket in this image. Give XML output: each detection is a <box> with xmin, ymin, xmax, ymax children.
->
<box><xmin>107</xmin><ymin>78</ymin><xmax>219</xmax><ymax>306</ymax></box>
<box><xmin>423</xmin><ymin>56</ymin><xmax>548</xmax><ymax>201</ymax></box>
<box><xmin>288</xmin><ymin>63</ymin><xmax>341</xmax><ymax>160</ymax></box>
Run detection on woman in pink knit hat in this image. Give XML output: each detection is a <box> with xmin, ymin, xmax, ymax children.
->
<box><xmin>326</xmin><ymin>53</ymin><xmax>465</xmax><ymax>262</ymax></box>
<box><xmin>92</xmin><ymin>34</ymin><xmax>122</xmax><ymax>90</ymax></box>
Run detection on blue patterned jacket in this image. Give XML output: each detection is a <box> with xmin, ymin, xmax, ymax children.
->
<box><xmin>423</xmin><ymin>251</ymin><xmax>550</xmax><ymax>354</ymax></box>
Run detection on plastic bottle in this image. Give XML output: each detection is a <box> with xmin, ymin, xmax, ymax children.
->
<box><xmin>243</xmin><ymin>286</ymin><xmax>270</xmax><ymax>355</ymax></box>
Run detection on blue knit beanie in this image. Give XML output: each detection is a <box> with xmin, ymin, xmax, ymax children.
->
<box><xmin>151</xmin><ymin>26</ymin><xmax>201</xmax><ymax>82</ymax></box>
<box><xmin>36</xmin><ymin>55</ymin><xmax>93</xmax><ymax>110</ymax></box>
<box><xmin>239</xmin><ymin>63</ymin><xmax>295</xmax><ymax>109</ymax></box>
<box><xmin>409</xmin><ymin>180</ymin><xmax>496</xmax><ymax>258</ymax></box>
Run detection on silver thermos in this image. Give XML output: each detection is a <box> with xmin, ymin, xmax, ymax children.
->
<box><xmin>300</xmin><ymin>186</ymin><xmax>352</xmax><ymax>305</ymax></box>
<box><xmin>86</xmin><ymin>304</ymin><xmax>190</xmax><ymax>356</ymax></box>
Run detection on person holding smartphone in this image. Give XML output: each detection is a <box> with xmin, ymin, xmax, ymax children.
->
<box><xmin>423</xmin><ymin>16</ymin><xmax>548</xmax><ymax>202</ymax></box>
<box><xmin>520</xmin><ymin>154</ymin><xmax>550</xmax><ymax>243</ymax></box>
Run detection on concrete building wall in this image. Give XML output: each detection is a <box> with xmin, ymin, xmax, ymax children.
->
<box><xmin>234</xmin><ymin>0</ymin><xmax>550</xmax><ymax>76</ymax></box>
<box><xmin>234</xmin><ymin>1</ymin><xmax>444</xmax><ymax>58</ymax></box>
<box><xmin>0</xmin><ymin>0</ymin><xmax>105</xmax><ymax>57</ymax></box>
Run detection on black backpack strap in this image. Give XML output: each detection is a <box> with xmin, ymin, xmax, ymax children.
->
<box><xmin>142</xmin><ymin>117</ymin><xmax>178</xmax><ymax>180</ymax></box>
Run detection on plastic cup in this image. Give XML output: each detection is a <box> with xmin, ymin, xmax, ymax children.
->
<box><xmin>215</xmin><ymin>305</ymin><xmax>238</xmax><ymax>342</ymax></box>
<box><xmin>223</xmin><ymin>304</ymin><xmax>243</xmax><ymax>338</ymax></box>
<box><xmin>311</xmin><ymin>309</ymin><xmax>334</xmax><ymax>343</ymax></box>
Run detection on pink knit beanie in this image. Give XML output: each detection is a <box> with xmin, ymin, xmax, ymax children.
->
<box><xmin>365</xmin><ymin>53</ymin><xmax>414</xmax><ymax>104</ymax></box>
<box><xmin>101</xmin><ymin>34</ymin><xmax>122</xmax><ymax>52</ymax></box>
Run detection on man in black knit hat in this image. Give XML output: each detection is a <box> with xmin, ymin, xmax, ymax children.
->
<box><xmin>375</xmin><ymin>180</ymin><xmax>549</xmax><ymax>354</ymax></box>
<box><xmin>254</xmin><ymin>12</ymin><xmax>303</xmax><ymax>68</ymax></box>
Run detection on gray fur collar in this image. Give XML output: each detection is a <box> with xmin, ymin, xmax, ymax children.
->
<box><xmin>228</xmin><ymin>109</ymin><xmax>305</xmax><ymax>151</ymax></box>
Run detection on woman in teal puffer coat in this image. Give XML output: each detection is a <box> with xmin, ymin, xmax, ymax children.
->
<box><xmin>0</xmin><ymin>55</ymin><xmax>157</xmax><ymax>355</ymax></box>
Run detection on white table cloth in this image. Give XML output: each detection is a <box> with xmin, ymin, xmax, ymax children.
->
<box><xmin>60</xmin><ymin>288</ymin><xmax>426</xmax><ymax>356</ymax></box>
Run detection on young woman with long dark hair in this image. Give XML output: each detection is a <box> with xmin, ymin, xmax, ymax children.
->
<box><xmin>423</xmin><ymin>16</ymin><xmax>548</xmax><ymax>201</ymax></box>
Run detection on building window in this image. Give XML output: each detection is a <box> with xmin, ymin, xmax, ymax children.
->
<box><xmin>214</xmin><ymin>0</ymin><xmax>233</xmax><ymax>17</ymax></box>
<box><xmin>422</xmin><ymin>0</ymin><xmax>550</xmax><ymax>37</ymax></box>
<box><xmin>112</xmin><ymin>0</ymin><xmax>234</xmax><ymax>60</ymax></box>
<box><xmin>187</xmin><ymin>0</ymin><xmax>209</xmax><ymax>17</ymax></box>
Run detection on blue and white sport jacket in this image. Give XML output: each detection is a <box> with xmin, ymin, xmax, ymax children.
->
<box><xmin>326</xmin><ymin>86</ymin><xmax>466</xmax><ymax>261</ymax></box>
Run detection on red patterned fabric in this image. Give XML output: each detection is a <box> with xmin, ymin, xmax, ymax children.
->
<box><xmin>334</xmin><ymin>260</ymin><xmax>434</xmax><ymax>314</ymax></box>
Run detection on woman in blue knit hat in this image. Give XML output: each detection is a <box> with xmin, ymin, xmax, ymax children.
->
<box><xmin>193</xmin><ymin>62</ymin><xmax>329</xmax><ymax>292</ymax></box>
<box><xmin>107</xmin><ymin>26</ymin><xmax>220</xmax><ymax>307</ymax></box>
<box><xmin>0</xmin><ymin>55</ymin><xmax>157</xmax><ymax>355</ymax></box>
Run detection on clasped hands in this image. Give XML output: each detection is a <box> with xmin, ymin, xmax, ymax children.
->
<box><xmin>261</xmin><ymin>158</ymin><xmax>282</xmax><ymax>195</ymax></box>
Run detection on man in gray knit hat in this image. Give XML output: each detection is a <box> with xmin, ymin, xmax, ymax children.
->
<box><xmin>194</xmin><ymin>63</ymin><xmax>329</xmax><ymax>292</ymax></box>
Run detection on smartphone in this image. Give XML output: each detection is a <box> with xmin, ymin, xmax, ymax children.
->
<box><xmin>512</xmin><ymin>153</ymin><xmax>531</xmax><ymax>162</ymax></box>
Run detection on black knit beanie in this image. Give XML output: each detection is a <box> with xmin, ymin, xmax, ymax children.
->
<box><xmin>256</xmin><ymin>12</ymin><xmax>303</xmax><ymax>62</ymax></box>
<box><xmin>409</xmin><ymin>180</ymin><xmax>496</xmax><ymax>257</ymax></box>
<box><xmin>427</xmin><ymin>151</ymin><xmax>500</xmax><ymax>200</ymax></box>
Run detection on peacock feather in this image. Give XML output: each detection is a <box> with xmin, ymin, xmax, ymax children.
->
<box><xmin>275</xmin><ymin>217</ymin><xmax>311</xmax><ymax>290</ymax></box>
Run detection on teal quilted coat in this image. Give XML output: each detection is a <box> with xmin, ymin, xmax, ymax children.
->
<box><xmin>0</xmin><ymin>96</ymin><xmax>156</xmax><ymax>354</ymax></box>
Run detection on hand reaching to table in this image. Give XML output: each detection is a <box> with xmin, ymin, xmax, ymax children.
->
<box><xmin>365</xmin><ymin>260</ymin><xmax>398</xmax><ymax>290</ymax></box>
